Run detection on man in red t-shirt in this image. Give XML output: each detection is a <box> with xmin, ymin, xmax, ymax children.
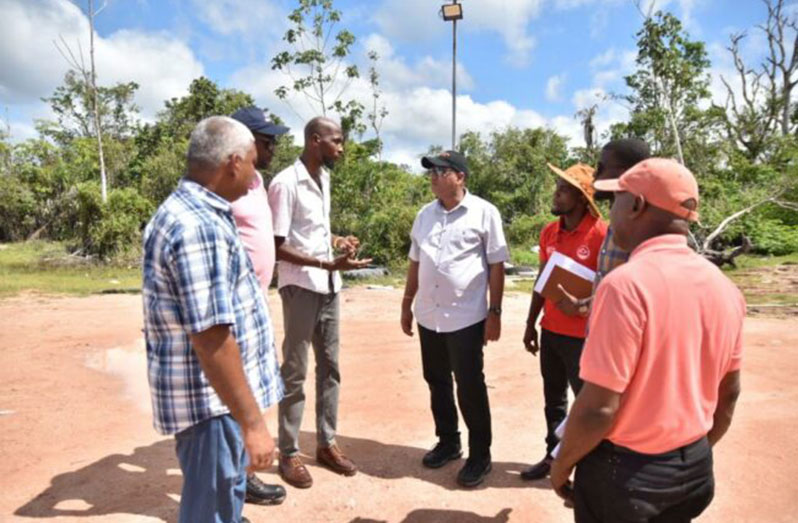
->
<box><xmin>521</xmin><ymin>163</ymin><xmax>607</xmax><ymax>481</ymax></box>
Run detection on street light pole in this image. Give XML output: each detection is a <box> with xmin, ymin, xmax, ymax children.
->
<box><xmin>441</xmin><ymin>1</ymin><xmax>463</xmax><ymax>150</ymax></box>
<box><xmin>452</xmin><ymin>6</ymin><xmax>457</xmax><ymax>150</ymax></box>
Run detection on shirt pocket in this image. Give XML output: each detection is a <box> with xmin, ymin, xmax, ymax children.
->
<box><xmin>452</xmin><ymin>227</ymin><xmax>483</xmax><ymax>252</ymax></box>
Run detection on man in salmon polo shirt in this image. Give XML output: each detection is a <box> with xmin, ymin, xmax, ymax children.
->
<box><xmin>230</xmin><ymin>106</ymin><xmax>290</xmax><ymax>506</ymax></box>
<box><xmin>521</xmin><ymin>163</ymin><xmax>607</xmax><ymax>481</ymax></box>
<box><xmin>550</xmin><ymin>158</ymin><xmax>745</xmax><ymax>523</ymax></box>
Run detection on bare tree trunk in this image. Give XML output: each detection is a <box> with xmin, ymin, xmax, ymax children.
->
<box><xmin>88</xmin><ymin>0</ymin><xmax>107</xmax><ymax>203</ymax></box>
<box><xmin>657</xmin><ymin>75</ymin><xmax>685</xmax><ymax>164</ymax></box>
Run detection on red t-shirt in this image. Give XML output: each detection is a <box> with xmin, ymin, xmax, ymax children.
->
<box><xmin>538</xmin><ymin>213</ymin><xmax>607</xmax><ymax>338</ymax></box>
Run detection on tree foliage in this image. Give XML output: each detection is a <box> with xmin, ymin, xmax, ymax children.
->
<box><xmin>1</xmin><ymin>2</ymin><xmax>796</xmax><ymax>266</ymax></box>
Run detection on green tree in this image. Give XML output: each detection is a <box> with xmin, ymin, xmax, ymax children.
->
<box><xmin>38</xmin><ymin>71</ymin><xmax>140</xmax><ymax>146</ymax></box>
<box><xmin>271</xmin><ymin>0</ymin><xmax>363</xmax><ymax>136</ymax></box>
<box><xmin>613</xmin><ymin>11</ymin><xmax>715</xmax><ymax>163</ymax></box>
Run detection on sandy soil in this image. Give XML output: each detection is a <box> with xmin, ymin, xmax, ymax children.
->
<box><xmin>1</xmin><ymin>288</ymin><xmax>796</xmax><ymax>523</ymax></box>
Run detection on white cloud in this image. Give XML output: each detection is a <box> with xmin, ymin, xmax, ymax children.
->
<box><xmin>589</xmin><ymin>47</ymin><xmax>637</xmax><ymax>89</ymax></box>
<box><xmin>363</xmin><ymin>34</ymin><xmax>475</xmax><ymax>92</ymax></box>
<box><xmin>191</xmin><ymin>0</ymin><xmax>284</xmax><ymax>38</ymax></box>
<box><xmin>232</xmin><ymin>51</ymin><xmax>562</xmax><ymax>170</ymax></box>
<box><xmin>0</xmin><ymin>0</ymin><xmax>204</xmax><ymax>120</ymax></box>
<box><xmin>373</xmin><ymin>0</ymin><xmax>542</xmax><ymax>67</ymax></box>
<box><xmin>590</xmin><ymin>9</ymin><xmax>610</xmax><ymax>39</ymax></box>
<box><xmin>546</xmin><ymin>74</ymin><xmax>566</xmax><ymax>102</ymax></box>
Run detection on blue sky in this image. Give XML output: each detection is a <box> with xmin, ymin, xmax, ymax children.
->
<box><xmin>0</xmin><ymin>0</ymin><xmax>784</xmax><ymax>166</ymax></box>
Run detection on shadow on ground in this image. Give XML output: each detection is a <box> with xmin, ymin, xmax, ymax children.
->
<box><xmin>14</xmin><ymin>439</ymin><xmax>179</xmax><ymax>521</ymax></box>
<box><xmin>351</xmin><ymin>507</ymin><xmax>513</xmax><ymax>522</ymax></box>
<box><xmin>13</xmin><ymin>431</ymin><xmax>546</xmax><ymax>521</ymax></box>
<box><xmin>300</xmin><ymin>432</ymin><xmax>550</xmax><ymax>491</ymax></box>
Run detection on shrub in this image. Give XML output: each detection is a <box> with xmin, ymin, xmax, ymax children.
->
<box><xmin>0</xmin><ymin>175</ymin><xmax>38</xmax><ymax>241</ymax></box>
<box><xmin>505</xmin><ymin>213</ymin><xmax>551</xmax><ymax>247</ymax></box>
<box><xmin>73</xmin><ymin>183</ymin><xmax>153</xmax><ymax>259</ymax></box>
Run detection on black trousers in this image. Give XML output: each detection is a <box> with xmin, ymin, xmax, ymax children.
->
<box><xmin>418</xmin><ymin>320</ymin><xmax>491</xmax><ymax>459</ymax></box>
<box><xmin>540</xmin><ymin>329</ymin><xmax>584</xmax><ymax>454</ymax></box>
<box><xmin>574</xmin><ymin>437</ymin><xmax>715</xmax><ymax>523</ymax></box>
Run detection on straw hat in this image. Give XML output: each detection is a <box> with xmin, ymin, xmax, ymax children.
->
<box><xmin>547</xmin><ymin>162</ymin><xmax>601</xmax><ymax>218</ymax></box>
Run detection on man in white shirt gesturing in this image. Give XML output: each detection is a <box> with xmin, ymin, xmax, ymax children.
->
<box><xmin>268</xmin><ymin>117</ymin><xmax>371</xmax><ymax>489</ymax></box>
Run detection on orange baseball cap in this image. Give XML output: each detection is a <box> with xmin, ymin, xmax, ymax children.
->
<box><xmin>593</xmin><ymin>158</ymin><xmax>699</xmax><ymax>222</ymax></box>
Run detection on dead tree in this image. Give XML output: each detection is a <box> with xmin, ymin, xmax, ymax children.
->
<box><xmin>721</xmin><ymin>0</ymin><xmax>798</xmax><ymax>159</ymax></box>
<box><xmin>55</xmin><ymin>0</ymin><xmax>108</xmax><ymax>203</ymax></box>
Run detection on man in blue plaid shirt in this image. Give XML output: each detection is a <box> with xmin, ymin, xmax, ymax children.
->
<box><xmin>556</xmin><ymin>139</ymin><xmax>651</xmax><ymax>318</ymax></box>
<box><xmin>142</xmin><ymin>116</ymin><xmax>283</xmax><ymax>523</ymax></box>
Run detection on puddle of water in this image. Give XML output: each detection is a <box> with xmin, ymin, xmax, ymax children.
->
<box><xmin>85</xmin><ymin>339</ymin><xmax>151</xmax><ymax>415</ymax></box>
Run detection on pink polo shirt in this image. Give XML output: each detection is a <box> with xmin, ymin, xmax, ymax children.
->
<box><xmin>580</xmin><ymin>234</ymin><xmax>745</xmax><ymax>454</ymax></box>
<box><xmin>231</xmin><ymin>172</ymin><xmax>275</xmax><ymax>292</ymax></box>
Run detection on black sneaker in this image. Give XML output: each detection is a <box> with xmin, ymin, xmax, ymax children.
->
<box><xmin>245</xmin><ymin>474</ymin><xmax>287</xmax><ymax>505</ymax></box>
<box><xmin>422</xmin><ymin>441</ymin><xmax>462</xmax><ymax>469</ymax></box>
<box><xmin>520</xmin><ymin>455</ymin><xmax>552</xmax><ymax>481</ymax></box>
<box><xmin>457</xmin><ymin>455</ymin><xmax>492</xmax><ymax>487</ymax></box>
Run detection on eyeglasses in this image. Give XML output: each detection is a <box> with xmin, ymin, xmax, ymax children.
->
<box><xmin>257</xmin><ymin>135</ymin><xmax>277</xmax><ymax>149</ymax></box>
<box><xmin>427</xmin><ymin>166</ymin><xmax>453</xmax><ymax>178</ymax></box>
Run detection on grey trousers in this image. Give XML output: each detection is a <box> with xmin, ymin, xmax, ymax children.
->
<box><xmin>277</xmin><ymin>285</ymin><xmax>340</xmax><ymax>456</ymax></box>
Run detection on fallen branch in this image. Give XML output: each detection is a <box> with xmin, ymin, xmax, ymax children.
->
<box><xmin>701</xmin><ymin>195</ymin><xmax>779</xmax><ymax>252</ymax></box>
<box><xmin>703</xmin><ymin>236</ymin><xmax>752</xmax><ymax>268</ymax></box>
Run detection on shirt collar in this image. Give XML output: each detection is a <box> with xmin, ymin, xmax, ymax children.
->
<box><xmin>630</xmin><ymin>234</ymin><xmax>690</xmax><ymax>258</ymax></box>
<box><xmin>557</xmin><ymin>212</ymin><xmax>598</xmax><ymax>234</ymax></box>
<box><xmin>294</xmin><ymin>158</ymin><xmax>329</xmax><ymax>186</ymax></box>
<box><xmin>179</xmin><ymin>178</ymin><xmax>231</xmax><ymax>214</ymax></box>
<box><xmin>436</xmin><ymin>189</ymin><xmax>472</xmax><ymax>214</ymax></box>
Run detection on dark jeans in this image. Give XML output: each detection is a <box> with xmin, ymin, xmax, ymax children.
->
<box><xmin>574</xmin><ymin>437</ymin><xmax>715</xmax><ymax>523</ymax></box>
<box><xmin>540</xmin><ymin>329</ymin><xmax>584</xmax><ymax>454</ymax></box>
<box><xmin>419</xmin><ymin>320</ymin><xmax>491</xmax><ymax>459</ymax></box>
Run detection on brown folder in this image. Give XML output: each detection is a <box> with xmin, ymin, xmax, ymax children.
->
<box><xmin>538</xmin><ymin>265</ymin><xmax>594</xmax><ymax>303</ymax></box>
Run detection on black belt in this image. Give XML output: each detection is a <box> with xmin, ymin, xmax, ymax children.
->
<box><xmin>597</xmin><ymin>436</ymin><xmax>708</xmax><ymax>459</ymax></box>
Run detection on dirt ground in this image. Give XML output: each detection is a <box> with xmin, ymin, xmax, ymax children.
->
<box><xmin>1</xmin><ymin>288</ymin><xmax>797</xmax><ymax>523</ymax></box>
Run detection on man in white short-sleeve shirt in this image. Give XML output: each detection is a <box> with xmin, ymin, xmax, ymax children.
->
<box><xmin>401</xmin><ymin>150</ymin><xmax>509</xmax><ymax>488</ymax></box>
<box><xmin>267</xmin><ymin>117</ymin><xmax>371</xmax><ymax>489</ymax></box>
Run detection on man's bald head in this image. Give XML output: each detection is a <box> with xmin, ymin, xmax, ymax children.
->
<box><xmin>303</xmin><ymin>116</ymin><xmax>344</xmax><ymax>170</ymax></box>
<box><xmin>304</xmin><ymin>117</ymin><xmax>340</xmax><ymax>143</ymax></box>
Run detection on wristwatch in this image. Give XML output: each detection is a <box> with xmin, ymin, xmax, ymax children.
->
<box><xmin>488</xmin><ymin>305</ymin><xmax>502</xmax><ymax>316</ymax></box>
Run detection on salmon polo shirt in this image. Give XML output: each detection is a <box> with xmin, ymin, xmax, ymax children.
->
<box><xmin>580</xmin><ymin>234</ymin><xmax>746</xmax><ymax>455</ymax></box>
<box><xmin>539</xmin><ymin>213</ymin><xmax>607</xmax><ymax>339</ymax></box>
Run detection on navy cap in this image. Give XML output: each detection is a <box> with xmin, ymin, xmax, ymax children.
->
<box><xmin>230</xmin><ymin>106</ymin><xmax>290</xmax><ymax>136</ymax></box>
<box><xmin>421</xmin><ymin>150</ymin><xmax>469</xmax><ymax>176</ymax></box>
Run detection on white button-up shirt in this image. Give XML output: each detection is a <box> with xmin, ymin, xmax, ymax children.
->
<box><xmin>268</xmin><ymin>159</ymin><xmax>342</xmax><ymax>294</ymax></box>
<box><xmin>409</xmin><ymin>191</ymin><xmax>509</xmax><ymax>333</ymax></box>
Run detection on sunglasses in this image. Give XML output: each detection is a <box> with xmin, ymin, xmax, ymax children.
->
<box><xmin>256</xmin><ymin>135</ymin><xmax>277</xmax><ymax>149</ymax></box>
<box><xmin>427</xmin><ymin>166</ymin><xmax>454</xmax><ymax>178</ymax></box>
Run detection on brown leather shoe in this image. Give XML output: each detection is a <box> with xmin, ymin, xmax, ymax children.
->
<box><xmin>316</xmin><ymin>444</ymin><xmax>357</xmax><ymax>476</ymax></box>
<box><xmin>278</xmin><ymin>454</ymin><xmax>313</xmax><ymax>489</ymax></box>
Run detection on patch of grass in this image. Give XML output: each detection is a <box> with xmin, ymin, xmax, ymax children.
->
<box><xmin>723</xmin><ymin>254</ymin><xmax>798</xmax><ymax>308</ymax></box>
<box><xmin>723</xmin><ymin>253</ymin><xmax>798</xmax><ymax>272</ymax></box>
<box><xmin>0</xmin><ymin>241</ymin><xmax>141</xmax><ymax>297</ymax></box>
<box><xmin>743</xmin><ymin>293</ymin><xmax>798</xmax><ymax>305</ymax></box>
<box><xmin>509</xmin><ymin>246</ymin><xmax>538</xmax><ymax>268</ymax></box>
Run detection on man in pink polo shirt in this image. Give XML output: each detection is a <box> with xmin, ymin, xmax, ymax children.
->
<box><xmin>230</xmin><ymin>106</ymin><xmax>290</xmax><ymax>506</ymax></box>
<box><xmin>550</xmin><ymin>158</ymin><xmax>745</xmax><ymax>522</ymax></box>
<box><xmin>231</xmin><ymin>107</ymin><xmax>290</xmax><ymax>292</ymax></box>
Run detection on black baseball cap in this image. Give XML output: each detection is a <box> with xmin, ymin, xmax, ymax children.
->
<box><xmin>230</xmin><ymin>106</ymin><xmax>290</xmax><ymax>137</ymax></box>
<box><xmin>421</xmin><ymin>150</ymin><xmax>469</xmax><ymax>176</ymax></box>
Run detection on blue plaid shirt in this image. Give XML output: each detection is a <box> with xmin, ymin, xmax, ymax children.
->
<box><xmin>593</xmin><ymin>227</ymin><xmax>630</xmax><ymax>293</ymax></box>
<box><xmin>142</xmin><ymin>179</ymin><xmax>284</xmax><ymax>435</ymax></box>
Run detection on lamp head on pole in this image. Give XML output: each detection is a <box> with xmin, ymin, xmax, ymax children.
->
<box><xmin>440</xmin><ymin>2</ymin><xmax>463</xmax><ymax>21</ymax></box>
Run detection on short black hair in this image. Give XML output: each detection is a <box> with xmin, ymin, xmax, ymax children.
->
<box><xmin>603</xmin><ymin>138</ymin><xmax>651</xmax><ymax>170</ymax></box>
